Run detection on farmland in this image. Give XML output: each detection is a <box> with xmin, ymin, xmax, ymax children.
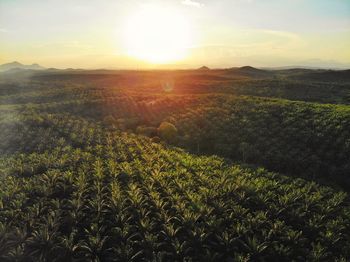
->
<box><xmin>1</xmin><ymin>67</ymin><xmax>350</xmax><ymax>261</ymax></box>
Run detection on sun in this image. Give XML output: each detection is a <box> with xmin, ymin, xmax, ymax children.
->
<box><xmin>123</xmin><ymin>6</ymin><xmax>192</xmax><ymax>64</ymax></box>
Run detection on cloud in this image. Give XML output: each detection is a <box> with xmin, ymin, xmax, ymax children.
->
<box><xmin>181</xmin><ymin>0</ymin><xmax>203</xmax><ymax>8</ymax></box>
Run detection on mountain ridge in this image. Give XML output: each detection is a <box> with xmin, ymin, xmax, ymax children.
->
<box><xmin>0</xmin><ymin>61</ymin><xmax>45</xmax><ymax>71</ymax></box>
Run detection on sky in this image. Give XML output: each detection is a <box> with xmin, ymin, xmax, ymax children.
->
<box><xmin>0</xmin><ymin>0</ymin><xmax>350</xmax><ymax>69</ymax></box>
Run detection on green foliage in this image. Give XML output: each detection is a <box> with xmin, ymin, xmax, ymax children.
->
<box><xmin>0</xmin><ymin>71</ymin><xmax>350</xmax><ymax>261</ymax></box>
<box><xmin>166</xmin><ymin>96</ymin><xmax>350</xmax><ymax>189</ymax></box>
<box><xmin>103</xmin><ymin>115</ymin><xmax>116</xmax><ymax>127</ymax></box>
<box><xmin>158</xmin><ymin>122</ymin><xmax>178</xmax><ymax>143</ymax></box>
<box><xmin>136</xmin><ymin>126</ymin><xmax>158</xmax><ymax>138</ymax></box>
<box><xmin>0</xmin><ymin>112</ymin><xmax>349</xmax><ymax>261</ymax></box>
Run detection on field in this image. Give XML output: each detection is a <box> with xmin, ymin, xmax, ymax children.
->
<box><xmin>1</xmin><ymin>67</ymin><xmax>350</xmax><ymax>261</ymax></box>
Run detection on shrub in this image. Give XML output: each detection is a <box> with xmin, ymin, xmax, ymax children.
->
<box><xmin>158</xmin><ymin>122</ymin><xmax>178</xmax><ymax>143</ymax></box>
<box><xmin>103</xmin><ymin>115</ymin><xmax>115</xmax><ymax>127</ymax></box>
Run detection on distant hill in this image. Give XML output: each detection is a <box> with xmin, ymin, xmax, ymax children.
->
<box><xmin>224</xmin><ymin>66</ymin><xmax>272</xmax><ymax>78</ymax></box>
<box><xmin>291</xmin><ymin>69</ymin><xmax>350</xmax><ymax>82</ymax></box>
<box><xmin>198</xmin><ymin>66</ymin><xmax>210</xmax><ymax>70</ymax></box>
<box><xmin>238</xmin><ymin>66</ymin><xmax>262</xmax><ymax>72</ymax></box>
<box><xmin>0</xmin><ymin>61</ymin><xmax>45</xmax><ymax>72</ymax></box>
<box><xmin>263</xmin><ymin>66</ymin><xmax>331</xmax><ymax>70</ymax></box>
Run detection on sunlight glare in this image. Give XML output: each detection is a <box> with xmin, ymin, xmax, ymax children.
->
<box><xmin>123</xmin><ymin>5</ymin><xmax>192</xmax><ymax>64</ymax></box>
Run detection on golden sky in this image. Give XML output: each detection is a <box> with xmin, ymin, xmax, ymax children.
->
<box><xmin>1</xmin><ymin>0</ymin><xmax>350</xmax><ymax>69</ymax></box>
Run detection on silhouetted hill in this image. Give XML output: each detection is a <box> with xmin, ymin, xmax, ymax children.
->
<box><xmin>0</xmin><ymin>61</ymin><xmax>45</xmax><ymax>71</ymax></box>
<box><xmin>198</xmin><ymin>66</ymin><xmax>210</xmax><ymax>70</ymax></box>
<box><xmin>224</xmin><ymin>66</ymin><xmax>272</xmax><ymax>78</ymax></box>
<box><xmin>239</xmin><ymin>66</ymin><xmax>262</xmax><ymax>72</ymax></box>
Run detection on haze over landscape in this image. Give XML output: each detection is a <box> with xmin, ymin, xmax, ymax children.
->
<box><xmin>1</xmin><ymin>0</ymin><xmax>350</xmax><ymax>69</ymax></box>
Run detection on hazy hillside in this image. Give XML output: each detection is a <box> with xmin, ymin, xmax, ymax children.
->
<box><xmin>10</xmin><ymin>67</ymin><xmax>348</xmax><ymax>104</ymax></box>
<box><xmin>0</xmin><ymin>61</ymin><xmax>45</xmax><ymax>72</ymax></box>
<box><xmin>291</xmin><ymin>69</ymin><xmax>350</xmax><ymax>82</ymax></box>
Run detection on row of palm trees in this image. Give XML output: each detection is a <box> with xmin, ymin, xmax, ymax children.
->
<box><xmin>1</xmin><ymin>114</ymin><xmax>350</xmax><ymax>261</ymax></box>
<box><xmin>165</xmin><ymin>95</ymin><xmax>350</xmax><ymax>189</ymax></box>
